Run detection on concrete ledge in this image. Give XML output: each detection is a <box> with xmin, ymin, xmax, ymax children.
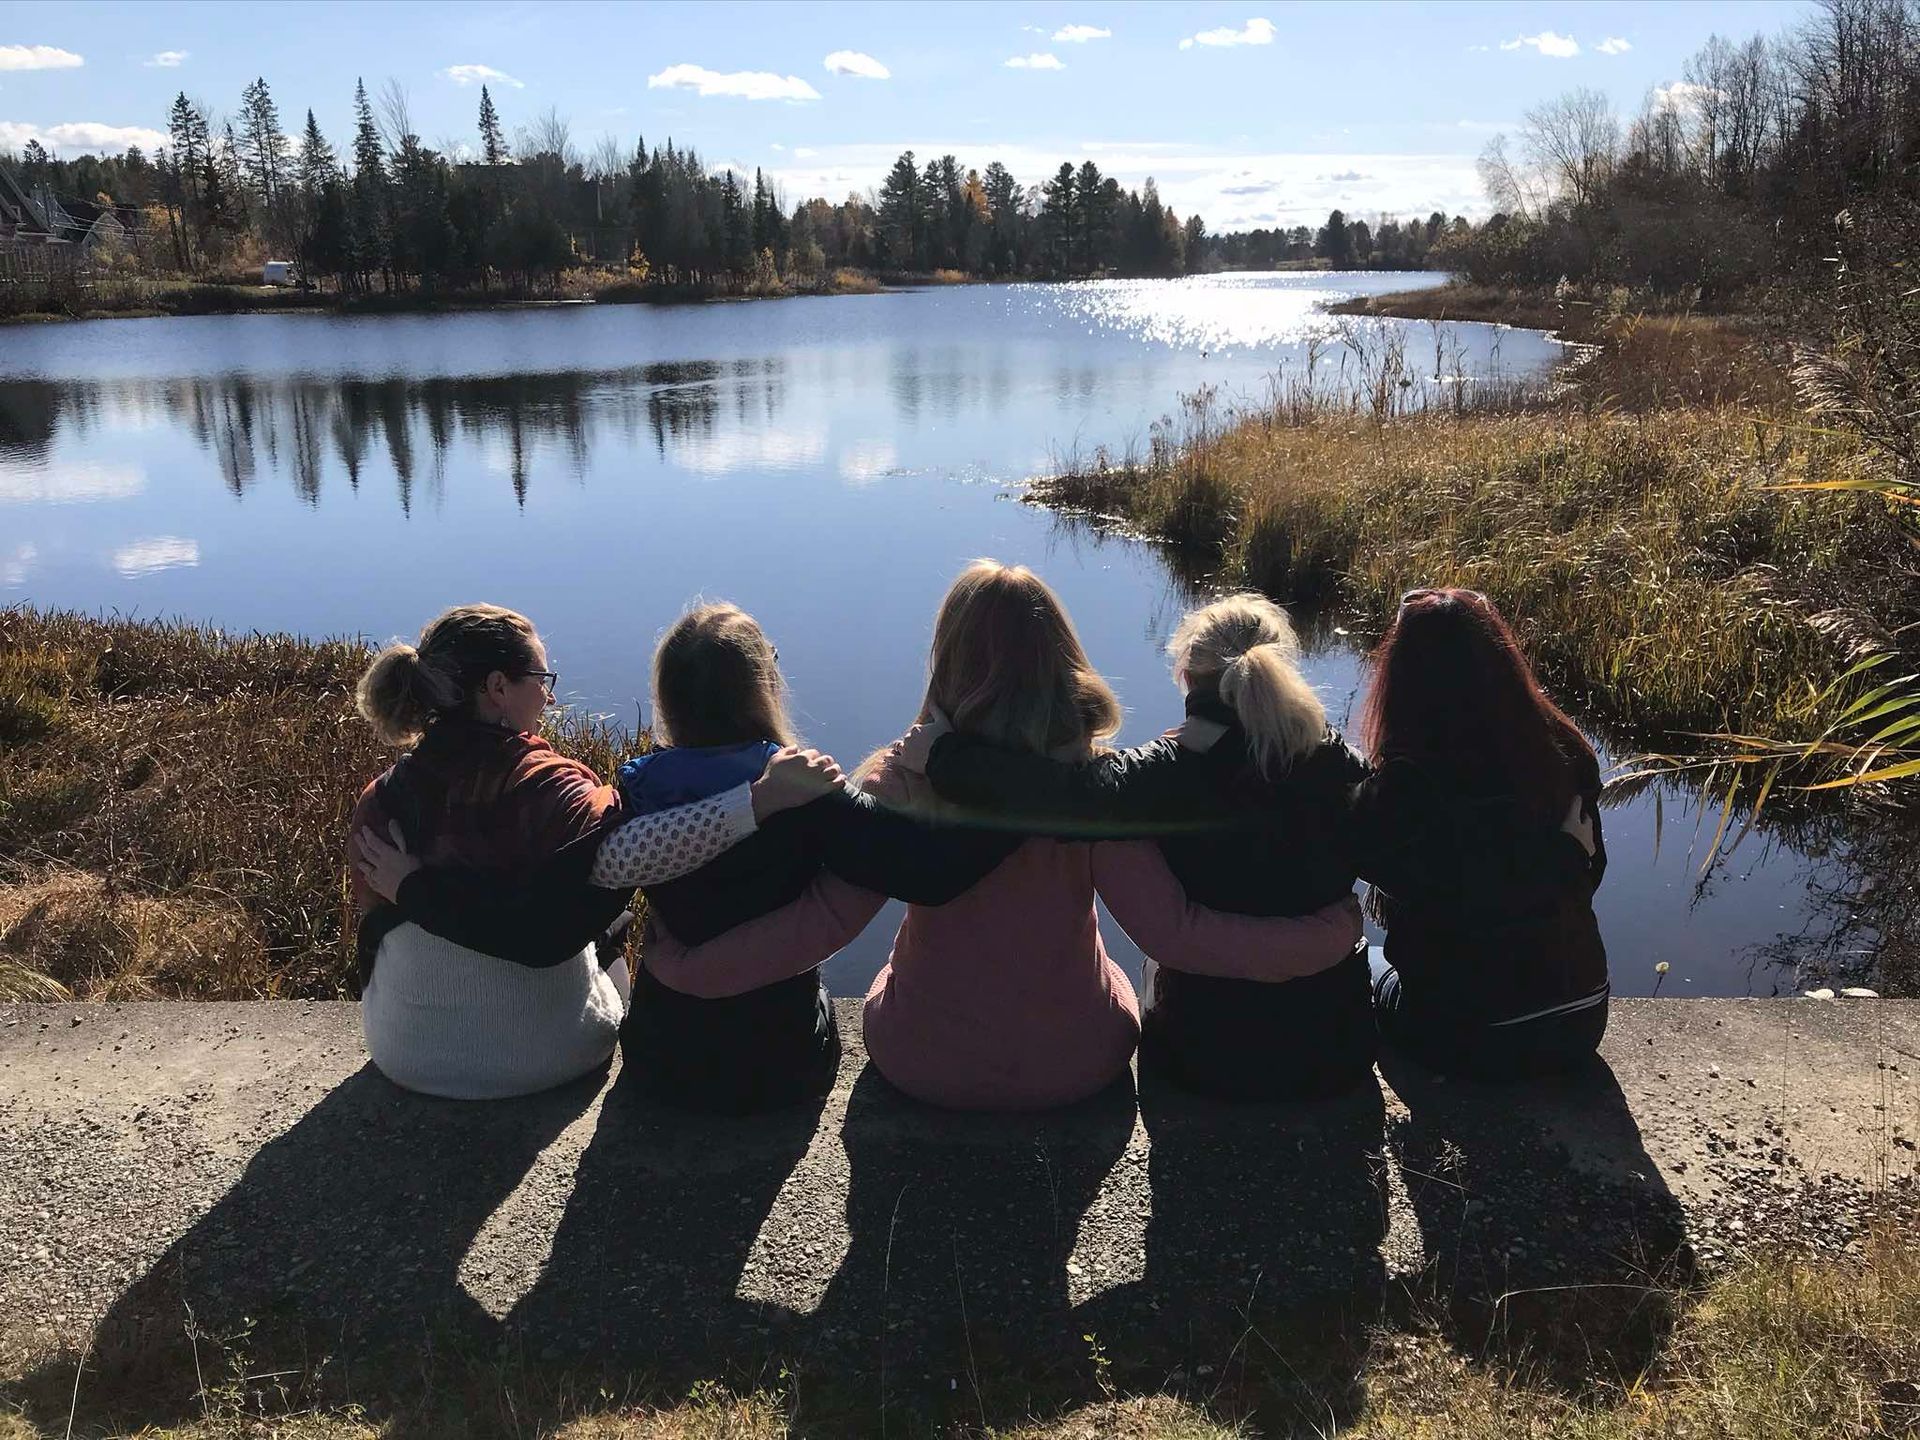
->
<box><xmin>1</xmin><ymin>999</ymin><xmax>1913</xmax><ymax>1407</ymax></box>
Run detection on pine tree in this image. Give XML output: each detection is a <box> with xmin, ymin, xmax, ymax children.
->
<box><xmin>297</xmin><ymin>110</ymin><xmax>337</xmax><ymax>192</ymax></box>
<box><xmin>238</xmin><ymin>77</ymin><xmax>289</xmax><ymax>213</ymax></box>
<box><xmin>877</xmin><ymin>151</ymin><xmax>922</xmax><ymax>270</ymax></box>
<box><xmin>1040</xmin><ymin>162</ymin><xmax>1077</xmax><ymax>276</ymax></box>
<box><xmin>478</xmin><ymin>85</ymin><xmax>508</xmax><ymax>166</ymax></box>
<box><xmin>348</xmin><ymin>79</ymin><xmax>390</xmax><ymax>287</ymax></box>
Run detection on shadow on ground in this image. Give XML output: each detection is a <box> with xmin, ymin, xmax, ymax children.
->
<box><xmin>15</xmin><ymin>1044</ymin><xmax>1699</xmax><ymax>1436</ymax></box>
<box><xmin>1380</xmin><ymin>1049</ymin><xmax>1696</xmax><ymax>1395</ymax></box>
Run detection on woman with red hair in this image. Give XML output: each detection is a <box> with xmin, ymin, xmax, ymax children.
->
<box><xmin>1355</xmin><ymin>588</ymin><xmax>1608</xmax><ymax>1078</ymax></box>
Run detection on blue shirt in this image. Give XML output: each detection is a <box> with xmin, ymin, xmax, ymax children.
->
<box><xmin>617</xmin><ymin>740</ymin><xmax>780</xmax><ymax>816</ymax></box>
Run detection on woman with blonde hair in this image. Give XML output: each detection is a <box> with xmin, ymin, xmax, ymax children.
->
<box><xmin>915</xmin><ymin>590</ymin><xmax>1374</xmax><ymax>1100</ymax></box>
<box><xmin>347</xmin><ymin>602</ymin><xmax>836</xmax><ymax>1100</ymax></box>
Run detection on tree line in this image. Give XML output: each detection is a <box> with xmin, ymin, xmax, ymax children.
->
<box><xmin>7</xmin><ymin>76</ymin><xmax>1488</xmax><ymax>296</ymax></box>
<box><xmin>1437</xmin><ymin>0</ymin><xmax>1920</xmax><ymax>299</ymax></box>
<box><xmin>6</xmin><ymin>79</ymin><xmax>1241</xmax><ymax>293</ymax></box>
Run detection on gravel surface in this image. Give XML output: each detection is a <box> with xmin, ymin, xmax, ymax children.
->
<box><xmin>1</xmin><ymin>998</ymin><xmax>1912</xmax><ymax>1417</ymax></box>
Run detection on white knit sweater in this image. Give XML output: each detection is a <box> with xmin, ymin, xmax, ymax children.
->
<box><xmin>363</xmin><ymin>928</ymin><xmax>631</xmax><ymax>1100</ymax></box>
<box><xmin>362</xmin><ymin>780</ymin><xmax>761</xmax><ymax>1100</ymax></box>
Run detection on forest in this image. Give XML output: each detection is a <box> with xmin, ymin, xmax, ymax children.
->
<box><xmin>7</xmin><ymin>75</ymin><xmax>1471</xmax><ymax>298</ymax></box>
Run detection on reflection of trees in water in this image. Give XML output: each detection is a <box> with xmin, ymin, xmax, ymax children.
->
<box><xmin>0</xmin><ymin>358</ymin><xmax>789</xmax><ymax>508</ymax></box>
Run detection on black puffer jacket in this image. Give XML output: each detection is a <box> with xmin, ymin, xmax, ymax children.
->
<box><xmin>1351</xmin><ymin>749</ymin><xmax>1607</xmax><ymax>1024</ymax></box>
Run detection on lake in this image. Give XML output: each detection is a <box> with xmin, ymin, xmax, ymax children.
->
<box><xmin>0</xmin><ymin>270</ymin><xmax>1873</xmax><ymax>996</ymax></box>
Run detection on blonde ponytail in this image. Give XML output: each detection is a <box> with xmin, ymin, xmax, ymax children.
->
<box><xmin>1218</xmin><ymin>643</ymin><xmax>1326</xmax><ymax>778</ymax></box>
<box><xmin>355</xmin><ymin>603</ymin><xmax>539</xmax><ymax>747</ymax></box>
<box><xmin>1169</xmin><ymin>591</ymin><xmax>1323</xmax><ymax>778</ymax></box>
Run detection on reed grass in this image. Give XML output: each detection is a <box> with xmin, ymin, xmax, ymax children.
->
<box><xmin>0</xmin><ymin>607</ymin><xmax>643</xmax><ymax>1001</ymax></box>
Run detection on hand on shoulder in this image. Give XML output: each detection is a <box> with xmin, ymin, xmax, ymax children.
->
<box><xmin>751</xmin><ymin>745</ymin><xmax>844</xmax><ymax>820</ymax></box>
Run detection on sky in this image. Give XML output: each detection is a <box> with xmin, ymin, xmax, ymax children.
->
<box><xmin>2</xmin><ymin>0</ymin><xmax>1815</xmax><ymax>230</ymax></box>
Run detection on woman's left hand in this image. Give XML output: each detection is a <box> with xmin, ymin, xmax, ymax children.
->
<box><xmin>353</xmin><ymin>821</ymin><xmax>422</xmax><ymax>904</ymax></box>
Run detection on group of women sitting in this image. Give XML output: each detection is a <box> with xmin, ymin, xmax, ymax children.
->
<box><xmin>345</xmin><ymin>561</ymin><xmax>1609</xmax><ymax>1111</ymax></box>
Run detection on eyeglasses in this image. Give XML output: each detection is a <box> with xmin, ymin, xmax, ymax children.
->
<box><xmin>521</xmin><ymin>669</ymin><xmax>559</xmax><ymax>694</ymax></box>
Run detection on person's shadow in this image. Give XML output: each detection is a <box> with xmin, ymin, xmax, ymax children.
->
<box><xmin>1075</xmin><ymin>1069</ymin><xmax>1390</xmax><ymax>1433</ymax></box>
<box><xmin>21</xmin><ymin>1062</ymin><xmax>600</xmax><ymax>1430</ymax></box>
<box><xmin>801</xmin><ymin>1067</ymin><xmax>1138</xmax><ymax>1432</ymax></box>
<box><xmin>1379</xmin><ymin>1049</ymin><xmax>1695</xmax><ymax>1392</ymax></box>
<box><xmin>495</xmin><ymin>1061</ymin><xmax>828</xmax><ymax>1386</ymax></box>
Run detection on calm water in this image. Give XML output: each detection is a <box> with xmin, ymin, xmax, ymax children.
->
<box><xmin>0</xmin><ymin>271</ymin><xmax>1869</xmax><ymax>995</ymax></box>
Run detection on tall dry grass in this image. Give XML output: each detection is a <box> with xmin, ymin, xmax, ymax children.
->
<box><xmin>0</xmin><ymin>607</ymin><xmax>643</xmax><ymax>1001</ymax></box>
<box><xmin>1039</xmin><ymin>318</ymin><xmax>1911</xmax><ymax>749</ymax></box>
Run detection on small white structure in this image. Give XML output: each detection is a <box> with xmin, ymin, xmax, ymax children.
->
<box><xmin>261</xmin><ymin>260</ymin><xmax>296</xmax><ymax>287</ymax></box>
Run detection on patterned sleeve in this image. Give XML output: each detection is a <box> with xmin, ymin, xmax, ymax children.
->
<box><xmin>588</xmin><ymin>781</ymin><xmax>759</xmax><ymax>887</ymax></box>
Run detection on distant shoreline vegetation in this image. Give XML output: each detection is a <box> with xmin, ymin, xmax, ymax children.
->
<box><xmin>2</xmin><ymin>70</ymin><xmax>1456</xmax><ymax>321</ymax></box>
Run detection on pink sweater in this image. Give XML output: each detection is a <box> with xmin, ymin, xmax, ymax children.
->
<box><xmin>858</xmin><ymin>755</ymin><xmax>1141</xmax><ymax>1111</ymax></box>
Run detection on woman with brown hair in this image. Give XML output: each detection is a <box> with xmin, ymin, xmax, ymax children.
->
<box><xmin>855</xmin><ymin>560</ymin><xmax>1146</xmax><ymax>1110</ymax></box>
<box><xmin>349</xmin><ymin>603</ymin><xmax>835</xmax><ymax>1100</ymax></box>
<box><xmin>1354</xmin><ymin>587</ymin><xmax>1609</xmax><ymax>1078</ymax></box>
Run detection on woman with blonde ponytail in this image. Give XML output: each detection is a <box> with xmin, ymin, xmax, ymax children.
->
<box><xmin>915</xmin><ymin>591</ymin><xmax>1375</xmax><ymax>1101</ymax></box>
<box><xmin>345</xmin><ymin>603</ymin><xmax>839</xmax><ymax>1100</ymax></box>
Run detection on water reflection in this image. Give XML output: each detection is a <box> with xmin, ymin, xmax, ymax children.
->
<box><xmin>0</xmin><ymin>361</ymin><xmax>806</xmax><ymax>508</ymax></box>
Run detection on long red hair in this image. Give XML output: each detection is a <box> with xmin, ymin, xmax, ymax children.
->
<box><xmin>1359</xmin><ymin>588</ymin><xmax>1596</xmax><ymax>821</ymax></box>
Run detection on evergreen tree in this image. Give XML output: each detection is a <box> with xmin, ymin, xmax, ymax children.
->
<box><xmin>1315</xmin><ymin>209</ymin><xmax>1353</xmax><ymax>266</ymax></box>
<box><xmin>238</xmin><ymin>77</ymin><xmax>290</xmax><ymax>218</ymax></box>
<box><xmin>477</xmin><ymin>84</ymin><xmax>509</xmax><ymax>166</ymax></box>
<box><xmin>1040</xmin><ymin>163</ymin><xmax>1077</xmax><ymax>276</ymax></box>
<box><xmin>348</xmin><ymin>78</ymin><xmax>390</xmax><ymax>288</ymax></box>
<box><xmin>296</xmin><ymin>109</ymin><xmax>337</xmax><ymax>192</ymax></box>
<box><xmin>877</xmin><ymin>151</ymin><xmax>923</xmax><ymax>269</ymax></box>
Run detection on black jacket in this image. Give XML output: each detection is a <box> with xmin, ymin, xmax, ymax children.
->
<box><xmin>1350</xmin><ymin>749</ymin><xmax>1607</xmax><ymax>1023</ymax></box>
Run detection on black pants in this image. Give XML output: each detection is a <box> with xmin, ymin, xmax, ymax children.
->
<box><xmin>620</xmin><ymin>963</ymin><xmax>841</xmax><ymax>1115</ymax></box>
<box><xmin>1140</xmin><ymin>944</ymin><xmax>1379</xmax><ymax>1101</ymax></box>
<box><xmin>1370</xmin><ymin>953</ymin><xmax>1608</xmax><ymax>1080</ymax></box>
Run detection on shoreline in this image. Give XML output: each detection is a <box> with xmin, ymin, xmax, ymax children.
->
<box><xmin>0</xmin><ymin>268</ymin><xmax>1018</xmax><ymax>326</ymax></box>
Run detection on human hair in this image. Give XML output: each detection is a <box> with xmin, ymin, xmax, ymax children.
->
<box><xmin>356</xmin><ymin>603</ymin><xmax>540</xmax><ymax>746</ymax></box>
<box><xmin>922</xmin><ymin>559</ymin><xmax>1121</xmax><ymax>757</ymax></box>
<box><xmin>1359</xmin><ymin>587</ymin><xmax>1596</xmax><ymax>821</ymax></box>
<box><xmin>652</xmin><ymin>602</ymin><xmax>799</xmax><ymax>749</ymax></box>
<box><xmin>1168</xmin><ymin>591</ymin><xmax>1326</xmax><ymax>778</ymax></box>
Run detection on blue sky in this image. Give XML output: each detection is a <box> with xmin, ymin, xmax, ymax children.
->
<box><xmin>4</xmin><ymin>0</ymin><xmax>1814</xmax><ymax>228</ymax></box>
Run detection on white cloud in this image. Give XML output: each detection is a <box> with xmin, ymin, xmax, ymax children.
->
<box><xmin>0</xmin><ymin>120</ymin><xmax>169</xmax><ymax>156</ymax></box>
<box><xmin>143</xmin><ymin>50</ymin><xmax>188</xmax><ymax>68</ymax></box>
<box><xmin>1179</xmin><ymin>18</ymin><xmax>1275</xmax><ymax>50</ymax></box>
<box><xmin>1500</xmin><ymin>31</ymin><xmax>1580</xmax><ymax>58</ymax></box>
<box><xmin>1596</xmin><ymin>37</ymin><xmax>1632</xmax><ymax>55</ymax></box>
<box><xmin>2</xmin><ymin>543</ymin><xmax>36</xmax><ymax>587</ymax></box>
<box><xmin>1004</xmin><ymin>53</ymin><xmax>1065</xmax><ymax>70</ymax></box>
<box><xmin>1654</xmin><ymin>80</ymin><xmax>1725</xmax><ymax>116</ymax></box>
<box><xmin>0</xmin><ymin>45</ymin><xmax>83</xmax><ymax>71</ymax></box>
<box><xmin>647</xmin><ymin>63</ymin><xmax>821</xmax><ymax>101</ymax></box>
<box><xmin>0</xmin><ymin>460</ymin><xmax>145</xmax><ymax>504</ymax></box>
<box><xmin>442</xmin><ymin>63</ymin><xmax>523</xmax><ymax>88</ymax></box>
<box><xmin>824</xmin><ymin>50</ymin><xmax>890</xmax><ymax>79</ymax></box>
<box><xmin>793</xmin><ymin>146</ymin><xmax>818</xmax><ymax>158</ymax></box>
<box><xmin>1054</xmin><ymin>25</ymin><xmax>1112</xmax><ymax>43</ymax></box>
<box><xmin>111</xmin><ymin>536</ymin><xmax>199</xmax><ymax>579</ymax></box>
